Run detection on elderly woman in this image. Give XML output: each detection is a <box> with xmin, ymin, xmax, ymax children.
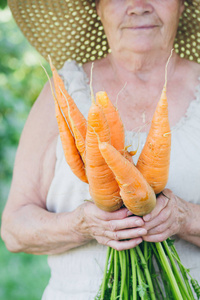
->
<box><xmin>1</xmin><ymin>0</ymin><xmax>200</xmax><ymax>299</ymax></box>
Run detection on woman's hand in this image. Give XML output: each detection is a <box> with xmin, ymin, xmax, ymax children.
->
<box><xmin>142</xmin><ymin>188</ymin><xmax>189</xmax><ymax>243</ymax></box>
<box><xmin>75</xmin><ymin>201</ymin><xmax>147</xmax><ymax>251</ymax></box>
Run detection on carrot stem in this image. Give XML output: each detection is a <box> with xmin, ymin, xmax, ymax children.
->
<box><xmin>100</xmin><ymin>247</ymin><xmax>112</xmax><ymax>300</ymax></box>
<box><xmin>135</xmin><ymin>245</ymin><xmax>156</xmax><ymax>300</ymax></box>
<box><xmin>155</xmin><ymin>242</ymin><xmax>183</xmax><ymax>300</ymax></box>
<box><xmin>119</xmin><ymin>250</ymin><xmax>127</xmax><ymax>299</ymax></box>
<box><xmin>136</xmin><ymin>262</ymin><xmax>148</xmax><ymax>300</ymax></box>
<box><xmin>163</xmin><ymin>240</ymin><xmax>195</xmax><ymax>300</ymax></box>
<box><xmin>151</xmin><ymin>242</ymin><xmax>173</xmax><ymax>298</ymax></box>
<box><xmin>106</xmin><ymin>247</ymin><xmax>114</xmax><ymax>288</ymax></box>
<box><xmin>96</xmin><ymin>241</ymin><xmax>197</xmax><ymax>299</ymax></box>
<box><xmin>143</xmin><ymin>241</ymin><xmax>148</xmax><ymax>261</ymax></box>
<box><xmin>130</xmin><ymin>248</ymin><xmax>137</xmax><ymax>300</ymax></box>
<box><xmin>148</xmin><ymin>252</ymin><xmax>165</xmax><ymax>299</ymax></box>
<box><xmin>191</xmin><ymin>279</ymin><xmax>200</xmax><ymax>299</ymax></box>
<box><xmin>113</xmin><ymin>250</ymin><xmax>119</xmax><ymax>299</ymax></box>
<box><xmin>126</xmin><ymin>250</ymin><xmax>130</xmax><ymax>296</ymax></box>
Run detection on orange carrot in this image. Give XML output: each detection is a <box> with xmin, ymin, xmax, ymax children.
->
<box><xmin>86</xmin><ymin>101</ymin><xmax>123</xmax><ymax>211</ymax></box>
<box><xmin>49</xmin><ymin>56</ymin><xmax>87</xmax><ymax>140</ymax></box>
<box><xmin>71</xmin><ymin>124</ymin><xmax>86</xmax><ymax>164</ymax></box>
<box><xmin>136</xmin><ymin>54</ymin><xmax>172</xmax><ymax>194</ymax></box>
<box><xmin>96</xmin><ymin>91</ymin><xmax>136</xmax><ymax>164</ymax></box>
<box><xmin>60</xmin><ymin>88</ymin><xmax>86</xmax><ymax>164</ymax></box>
<box><xmin>96</xmin><ymin>91</ymin><xmax>125</xmax><ymax>151</ymax></box>
<box><xmin>120</xmin><ymin>147</ymin><xmax>134</xmax><ymax>164</ymax></box>
<box><xmin>99</xmin><ymin>142</ymin><xmax>156</xmax><ymax>216</ymax></box>
<box><xmin>42</xmin><ymin>62</ymin><xmax>88</xmax><ymax>183</ymax></box>
<box><xmin>54</xmin><ymin>96</ymin><xmax>88</xmax><ymax>183</ymax></box>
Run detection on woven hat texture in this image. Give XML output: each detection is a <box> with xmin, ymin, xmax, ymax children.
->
<box><xmin>8</xmin><ymin>0</ymin><xmax>200</xmax><ymax>69</ymax></box>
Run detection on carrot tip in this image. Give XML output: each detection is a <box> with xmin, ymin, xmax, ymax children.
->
<box><xmin>90</xmin><ymin>62</ymin><xmax>95</xmax><ymax>104</ymax></box>
<box><xmin>163</xmin><ymin>131</ymin><xmax>171</xmax><ymax>137</ymax></box>
<box><xmin>125</xmin><ymin>145</ymin><xmax>131</xmax><ymax>151</ymax></box>
<box><xmin>48</xmin><ymin>54</ymin><xmax>55</xmax><ymax>72</ymax></box>
<box><xmin>129</xmin><ymin>150</ymin><xmax>137</xmax><ymax>156</ymax></box>
<box><xmin>98</xmin><ymin>141</ymin><xmax>107</xmax><ymax>150</ymax></box>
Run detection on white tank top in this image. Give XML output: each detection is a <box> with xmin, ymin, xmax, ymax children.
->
<box><xmin>42</xmin><ymin>61</ymin><xmax>200</xmax><ymax>299</ymax></box>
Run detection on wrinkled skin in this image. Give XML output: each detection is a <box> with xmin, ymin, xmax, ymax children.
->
<box><xmin>1</xmin><ymin>0</ymin><xmax>200</xmax><ymax>255</ymax></box>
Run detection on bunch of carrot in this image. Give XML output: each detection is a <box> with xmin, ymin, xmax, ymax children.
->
<box><xmin>46</xmin><ymin>55</ymin><xmax>200</xmax><ymax>300</ymax></box>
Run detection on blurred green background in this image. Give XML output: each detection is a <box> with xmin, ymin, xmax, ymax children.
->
<box><xmin>0</xmin><ymin>1</ymin><xmax>51</xmax><ymax>299</ymax></box>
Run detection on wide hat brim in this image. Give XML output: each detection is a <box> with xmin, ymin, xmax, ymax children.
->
<box><xmin>8</xmin><ymin>0</ymin><xmax>200</xmax><ymax>69</ymax></box>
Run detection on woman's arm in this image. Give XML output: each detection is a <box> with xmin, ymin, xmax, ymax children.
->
<box><xmin>142</xmin><ymin>189</ymin><xmax>200</xmax><ymax>247</ymax></box>
<box><xmin>1</xmin><ymin>80</ymin><xmax>61</xmax><ymax>253</ymax></box>
<box><xmin>1</xmin><ymin>82</ymin><xmax>146</xmax><ymax>255</ymax></box>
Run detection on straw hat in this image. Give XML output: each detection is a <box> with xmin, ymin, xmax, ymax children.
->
<box><xmin>8</xmin><ymin>0</ymin><xmax>200</xmax><ymax>69</ymax></box>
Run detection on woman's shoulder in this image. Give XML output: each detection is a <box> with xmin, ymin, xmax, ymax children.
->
<box><xmin>180</xmin><ymin>58</ymin><xmax>200</xmax><ymax>85</ymax></box>
<box><xmin>175</xmin><ymin>57</ymin><xmax>200</xmax><ymax>106</ymax></box>
<box><xmin>188</xmin><ymin>59</ymin><xmax>200</xmax><ymax>77</ymax></box>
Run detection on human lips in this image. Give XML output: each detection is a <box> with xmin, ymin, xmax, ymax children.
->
<box><xmin>124</xmin><ymin>24</ymin><xmax>159</xmax><ymax>30</ymax></box>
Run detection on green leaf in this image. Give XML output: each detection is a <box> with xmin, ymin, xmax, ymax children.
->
<box><xmin>137</xmin><ymin>282</ymin><xmax>149</xmax><ymax>297</ymax></box>
<box><xmin>166</xmin><ymin>238</ymin><xmax>175</xmax><ymax>247</ymax></box>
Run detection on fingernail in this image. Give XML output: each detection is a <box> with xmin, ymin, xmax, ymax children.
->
<box><xmin>127</xmin><ymin>210</ymin><xmax>133</xmax><ymax>216</ymax></box>
<box><xmin>138</xmin><ymin>229</ymin><xmax>147</xmax><ymax>235</ymax></box>
<box><xmin>135</xmin><ymin>219</ymin><xmax>143</xmax><ymax>226</ymax></box>
<box><xmin>136</xmin><ymin>238</ymin><xmax>142</xmax><ymax>245</ymax></box>
<box><xmin>143</xmin><ymin>214</ymin><xmax>151</xmax><ymax>222</ymax></box>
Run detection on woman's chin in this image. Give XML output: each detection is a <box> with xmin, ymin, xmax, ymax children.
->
<box><xmin>119</xmin><ymin>44</ymin><xmax>157</xmax><ymax>55</ymax></box>
<box><xmin>114</xmin><ymin>38</ymin><xmax>160</xmax><ymax>55</ymax></box>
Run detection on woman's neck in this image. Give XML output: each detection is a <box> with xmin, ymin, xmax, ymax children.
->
<box><xmin>107</xmin><ymin>49</ymin><xmax>177</xmax><ymax>87</ymax></box>
<box><xmin>84</xmin><ymin>50</ymin><xmax>199</xmax><ymax>132</ymax></box>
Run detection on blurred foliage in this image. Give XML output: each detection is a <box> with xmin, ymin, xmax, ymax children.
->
<box><xmin>0</xmin><ymin>6</ymin><xmax>51</xmax><ymax>300</ymax></box>
<box><xmin>0</xmin><ymin>6</ymin><xmax>51</xmax><ymax>206</ymax></box>
<box><xmin>0</xmin><ymin>0</ymin><xmax>7</xmax><ymax>10</ymax></box>
<box><xmin>0</xmin><ymin>245</ymin><xmax>50</xmax><ymax>300</ymax></box>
